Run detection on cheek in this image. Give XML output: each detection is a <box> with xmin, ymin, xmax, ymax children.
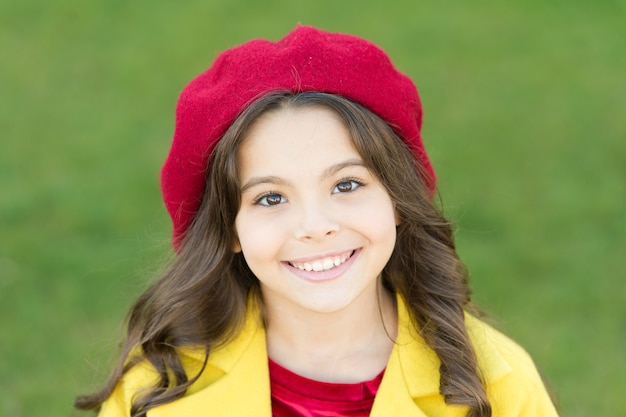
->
<box><xmin>370</xmin><ymin>207</ymin><xmax>398</xmax><ymax>262</ymax></box>
<box><xmin>372</xmin><ymin>213</ymin><xmax>398</xmax><ymax>246</ymax></box>
<box><xmin>353</xmin><ymin>195</ymin><xmax>397</xmax><ymax>227</ymax></box>
<box><xmin>345</xmin><ymin>200</ymin><xmax>397</xmax><ymax>246</ymax></box>
<box><xmin>235</xmin><ymin>214</ymin><xmax>288</xmax><ymax>261</ymax></box>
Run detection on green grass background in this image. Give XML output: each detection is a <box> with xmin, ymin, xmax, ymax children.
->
<box><xmin>1</xmin><ymin>0</ymin><xmax>624</xmax><ymax>416</ymax></box>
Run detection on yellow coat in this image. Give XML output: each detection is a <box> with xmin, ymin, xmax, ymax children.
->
<box><xmin>99</xmin><ymin>297</ymin><xmax>559</xmax><ymax>417</ymax></box>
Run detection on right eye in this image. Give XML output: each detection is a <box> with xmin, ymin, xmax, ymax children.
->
<box><xmin>255</xmin><ymin>193</ymin><xmax>286</xmax><ymax>206</ymax></box>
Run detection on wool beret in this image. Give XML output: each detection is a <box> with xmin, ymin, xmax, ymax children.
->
<box><xmin>161</xmin><ymin>24</ymin><xmax>435</xmax><ymax>248</ymax></box>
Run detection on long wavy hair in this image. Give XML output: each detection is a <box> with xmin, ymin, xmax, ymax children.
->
<box><xmin>75</xmin><ymin>91</ymin><xmax>491</xmax><ymax>417</ymax></box>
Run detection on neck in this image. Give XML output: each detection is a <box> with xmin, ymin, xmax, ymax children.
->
<box><xmin>262</xmin><ymin>283</ymin><xmax>397</xmax><ymax>383</ymax></box>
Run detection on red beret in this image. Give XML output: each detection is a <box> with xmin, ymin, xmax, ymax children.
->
<box><xmin>161</xmin><ymin>24</ymin><xmax>435</xmax><ymax>248</ymax></box>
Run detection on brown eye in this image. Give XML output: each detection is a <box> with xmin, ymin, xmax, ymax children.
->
<box><xmin>256</xmin><ymin>193</ymin><xmax>286</xmax><ymax>206</ymax></box>
<box><xmin>333</xmin><ymin>180</ymin><xmax>362</xmax><ymax>194</ymax></box>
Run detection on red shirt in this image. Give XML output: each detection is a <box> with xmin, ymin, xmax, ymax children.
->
<box><xmin>269</xmin><ymin>359</ymin><xmax>385</xmax><ymax>417</ymax></box>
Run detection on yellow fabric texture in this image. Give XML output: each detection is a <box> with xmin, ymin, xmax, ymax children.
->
<box><xmin>99</xmin><ymin>296</ymin><xmax>559</xmax><ymax>417</ymax></box>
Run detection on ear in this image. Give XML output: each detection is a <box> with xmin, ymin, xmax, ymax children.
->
<box><xmin>232</xmin><ymin>236</ymin><xmax>242</xmax><ymax>253</ymax></box>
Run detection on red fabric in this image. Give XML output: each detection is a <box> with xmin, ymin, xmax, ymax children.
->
<box><xmin>269</xmin><ymin>358</ymin><xmax>384</xmax><ymax>417</ymax></box>
<box><xmin>160</xmin><ymin>25</ymin><xmax>435</xmax><ymax>249</ymax></box>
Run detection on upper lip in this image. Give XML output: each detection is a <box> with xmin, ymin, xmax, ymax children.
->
<box><xmin>284</xmin><ymin>249</ymin><xmax>356</xmax><ymax>264</ymax></box>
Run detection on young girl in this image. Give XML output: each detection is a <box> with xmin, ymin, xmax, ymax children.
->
<box><xmin>76</xmin><ymin>25</ymin><xmax>559</xmax><ymax>417</ymax></box>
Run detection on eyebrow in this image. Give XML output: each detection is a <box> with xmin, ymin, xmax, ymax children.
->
<box><xmin>321</xmin><ymin>158</ymin><xmax>366</xmax><ymax>178</ymax></box>
<box><xmin>240</xmin><ymin>176</ymin><xmax>288</xmax><ymax>193</ymax></box>
<box><xmin>240</xmin><ymin>158</ymin><xmax>366</xmax><ymax>193</ymax></box>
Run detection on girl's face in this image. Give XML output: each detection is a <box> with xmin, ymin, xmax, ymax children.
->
<box><xmin>234</xmin><ymin>106</ymin><xmax>397</xmax><ymax>316</ymax></box>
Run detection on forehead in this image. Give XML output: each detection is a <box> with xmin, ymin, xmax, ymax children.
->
<box><xmin>245</xmin><ymin>105</ymin><xmax>346</xmax><ymax>142</ymax></box>
<box><xmin>240</xmin><ymin>106</ymin><xmax>355</xmax><ymax>152</ymax></box>
<box><xmin>237</xmin><ymin>106</ymin><xmax>361</xmax><ymax>177</ymax></box>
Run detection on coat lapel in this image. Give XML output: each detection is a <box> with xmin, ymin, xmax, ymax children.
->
<box><xmin>372</xmin><ymin>296</ymin><xmax>513</xmax><ymax>416</ymax></box>
<box><xmin>150</xmin><ymin>301</ymin><xmax>273</xmax><ymax>417</ymax></box>
<box><xmin>369</xmin><ymin>342</ymin><xmax>430</xmax><ymax>417</ymax></box>
<box><xmin>369</xmin><ymin>296</ymin><xmax>437</xmax><ymax>417</ymax></box>
<box><xmin>149</xmin><ymin>295</ymin><xmax>513</xmax><ymax>417</ymax></box>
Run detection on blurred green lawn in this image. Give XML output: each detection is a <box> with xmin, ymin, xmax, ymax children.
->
<box><xmin>1</xmin><ymin>0</ymin><xmax>624</xmax><ymax>416</ymax></box>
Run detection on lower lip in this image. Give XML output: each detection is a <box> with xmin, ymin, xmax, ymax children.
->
<box><xmin>283</xmin><ymin>249</ymin><xmax>361</xmax><ymax>283</ymax></box>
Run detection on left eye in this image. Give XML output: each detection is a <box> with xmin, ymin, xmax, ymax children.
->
<box><xmin>333</xmin><ymin>180</ymin><xmax>362</xmax><ymax>194</ymax></box>
<box><xmin>255</xmin><ymin>193</ymin><xmax>287</xmax><ymax>206</ymax></box>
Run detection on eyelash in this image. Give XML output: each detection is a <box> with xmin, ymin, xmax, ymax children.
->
<box><xmin>252</xmin><ymin>177</ymin><xmax>365</xmax><ymax>207</ymax></box>
<box><xmin>332</xmin><ymin>177</ymin><xmax>365</xmax><ymax>194</ymax></box>
<box><xmin>253</xmin><ymin>191</ymin><xmax>286</xmax><ymax>207</ymax></box>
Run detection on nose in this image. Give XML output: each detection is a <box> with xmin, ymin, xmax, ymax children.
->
<box><xmin>294</xmin><ymin>199</ymin><xmax>340</xmax><ymax>241</ymax></box>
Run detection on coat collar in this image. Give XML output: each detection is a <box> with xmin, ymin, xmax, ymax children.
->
<box><xmin>149</xmin><ymin>295</ymin><xmax>512</xmax><ymax>417</ymax></box>
<box><xmin>150</xmin><ymin>298</ymin><xmax>272</xmax><ymax>417</ymax></box>
<box><xmin>388</xmin><ymin>296</ymin><xmax>512</xmax><ymax>400</ymax></box>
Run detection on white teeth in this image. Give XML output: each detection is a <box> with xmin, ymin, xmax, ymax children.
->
<box><xmin>291</xmin><ymin>252</ymin><xmax>351</xmax><ymax>272</ymax></box>
<box><xmin>323</xmin><ymin>258</ymin><xmax>334</xmax><ymax>270</ymax></box>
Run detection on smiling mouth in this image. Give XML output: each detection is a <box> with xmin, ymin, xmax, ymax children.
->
<box><xmin>288</xmin><ymin>250</ymin><xmax>355</xmax><ymax>272</ymax></box>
